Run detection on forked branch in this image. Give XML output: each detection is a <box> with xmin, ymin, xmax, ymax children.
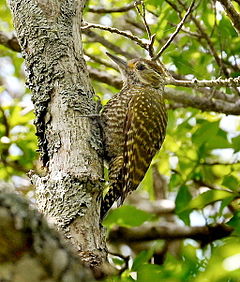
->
<box><xmin>135</xmin><ymin>0</ymin><xmax>156</xmax><ymax>57</ymax></box>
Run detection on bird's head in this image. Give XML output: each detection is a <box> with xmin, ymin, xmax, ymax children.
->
<box><xmin>106</xmin><ymin>52</ymin><xmax>169</xmax><ymax>88</ymax></box>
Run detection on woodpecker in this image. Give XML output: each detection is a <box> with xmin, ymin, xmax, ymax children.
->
<box><xmin>100</xmin><ymin>52</ymin><xmax>168</xmax><ymax>219</ymax></box>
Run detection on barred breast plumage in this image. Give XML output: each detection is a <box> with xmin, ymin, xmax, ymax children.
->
<box><xmin>100</xmin><ymin>53</ymin><xmax>168</xmax><ymax>219</ymax></box>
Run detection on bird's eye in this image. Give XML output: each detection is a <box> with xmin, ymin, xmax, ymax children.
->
<box><xmin>136</xmin><ymin>63</ymin><xmax>146</xmax><ymax>71</ymax></box>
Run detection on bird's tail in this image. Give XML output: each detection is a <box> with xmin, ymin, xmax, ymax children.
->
<box><xmin>100</xmin><ymin>156</ymin><xmax>123</xmax><ymax>220</ymax></box>
<box><xmin>100</xmin><ymin>182</ymin><xmax>122</xmax><ymax>220</ymax></box>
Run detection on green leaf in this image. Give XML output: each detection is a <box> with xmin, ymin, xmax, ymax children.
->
<box><xmin>180</xmin><ymin>190</ymin><xmax>235</xmax><ymax>212</ymax></box>
<box><xmin>111</xmin><ymin>257</ymin><xmax>125</xmax><ymax>266</ymax></box>
<box><xmin>146</xmin><ymin>0</ymin><xmax>164</xmax><ymax>8</ymax></box>
<box><xmin>220</xmin><ymin>196</ymin><xmax>235</xmax><ymax>214</ymax></box>
<box><xmin>175</xmin><ymin>185</ymin><xmax>192</xmax><ymax>225</ymax></box>
<box><xmin>222</xmin><ymin>175</ymin><xmax>239</xmax><ymax>191</ymax></box>
<box><xmin>232</xmin><ymin>135</ymin><xmax>240</xmax><ymax>152</ymax></box>
<box><xmin>171</xmin><ymin>54</ymin><xmax>193</xmax><ymax>75</ymax></box>
<box><xmin>137</xmin><ymin>264</ymin><xmax>162</xmax><ymax>282</ymax></box>
<box><xmin>132</xmin><ymin>249</ymin><xmax>154</xmax><ymax>271</ymax></box>
<box><xmin>192</xmin><ymin>121</ymin><xmax>219</xmax><ymax>147</ymax></box>
<box><xmin>228</xmin><ymin>212</ymin><xmax>240</xmax><ymax>235</ymax></box>
<box><xmin>218</xmin><ymin>15</ymin><xmax>238</xmax><ymax>38</ymax></box>
<box><xmin>169</xmin><ymin>173</ymin><xmax>182</xmax><ymax>190</ymax></box>
<box><xmin>205</xmin><ymin>130</ymin><xmax>231</xmax><ymax>150</ymax></box>
<box><xmin>102</xmin><ymin>205</ymin><xmax>153</xmax><ymax>227</ymax></box>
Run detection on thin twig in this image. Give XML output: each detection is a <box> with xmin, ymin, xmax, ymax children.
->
<box><xmin>148</xmin><ymin>34</ymin><xmax>156</xmax><ymax>58</ymax></box>
<box><xmin>0</xmin><ymin>31</ymin><xmax>21</xmax><ymax>52</ymax></box>
<box><xmin>168</xmin><ymin>0</ymin><xmax>225</xmax><ymax>74</ymax></box>
<box><xmin>176</xmin><ymin>0</ymin><xmax>230</xmax><ymax>78</ymax></box>
<box><xmin>181</xmin><ymin>27</ymin><xmax>203</xmax><ymax>39</ymax></box>
<box><xmin>200</xmin><ymin>161</ymin><xmax>240</xmax><ymax>166</ymax></box>
<box><xmin>171</xmin><ymin>0</ymin><xmax>240</xmax><ymax>96</ymax></box>
<box><xmin>218</xmin><ymin>0</ymin><xmax>240</xmax><ymax>34</ymax></box>
<box><xmin>88</xmin><ymin>1</ymin><xmax>141</xmax><ymax>13</ymax></box>
<box><xmin>198</xmin><ymin>87</ymin><xmax>238</xmax><ymax>103</ymax></box>
<box><xmin>135</xmin><ymin>1</ymin><xmax>155</xmax><ymax>58</ymax></box>
<box><xmin>88</xmin><ymin>66</ymin><xmax>123</xmax><ymax>89</ymax></box>
<box><xmin>82</xmin><ymin>22</ymin><xmax>149</xmax><ymax>50</ymax></box>
<box><xmin>153</xmin><ymin>0</ymin><xmax>195</xmax><ymax>60</ymax></box>
<box><xmin>135</xmin><ymin>1</ymin><xmax>152</xmax><ymax>40</ymax></box>
<box><xmin>82</xmin><ymin>29</ymin><xmax>135</xmax><ymax>59</ymax></box>
<box><xmin>84</xmin><ymin>51</ymin><xmax>118</xmax><ymax>70</ymax></box>
<box><xmin>165</xmin><ymin>0</ymin><xmax>182</xmax><ymax>16</ymax></box>
<box><xmin>87</xmin><ymin>67</ymin><xmax>240</xmax><ymax>115</ymax></box>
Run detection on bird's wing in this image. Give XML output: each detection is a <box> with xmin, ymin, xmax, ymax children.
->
<box><xmin>120</xmin><ymin>91</ymin><xmax>167</xmax><ymax>204</ymax></box>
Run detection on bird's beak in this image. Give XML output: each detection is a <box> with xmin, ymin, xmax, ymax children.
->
<box><xmin>106</xmin><ymin>52</ymin><xmax>127</xmax><ymax>69</ymax></box>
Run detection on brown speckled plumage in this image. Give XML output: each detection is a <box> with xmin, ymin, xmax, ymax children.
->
<box><xmin>100</xmin><ymin>54</ymin><xmax>168</xmax><ymax>219</ymax></box>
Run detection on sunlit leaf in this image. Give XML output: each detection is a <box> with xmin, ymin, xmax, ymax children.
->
<box><xmin>232</xmin><ymin>135</ymin><xmax>240</xmax><ymax>152</ymax></box>
<box><xmin>180</xmin><ymin>190</ymin><xmax>235</xmax><ymax>212</ymax></box>
<box><xmin>192</xmin><ymin>121</ymin><xmax>219</xmax><ymax>147</ymax></box>
<box><xmin>132</xmin><ymin>249</ymin><xmax>154</xmax><ymax>271</ymax></box>
<box><xmin>102</xmin><ymin>205</ymin><xmax>153</xmax><ymax>227</ymax></box>
<box><xmin>228</xmin><ymin>211</ymin><xmax>240</xmax><ymax>235</ymax></box>
<box><xmin>222</xmin><ymin>175</ymin><xmax>239</xmax><ymax>191</ymax></box>
<box><xmin>175</xmin><ymin>185</ymin><xmax>192</xmax><ymax>225</ymax></box>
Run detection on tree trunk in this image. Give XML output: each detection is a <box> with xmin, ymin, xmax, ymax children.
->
<box><xmin>8</xmin><ymin>0</ymin><xmax>106</xmax><ymax>272</ymax></box>
<box><xmin>0</xmin><ymin>192</ymin><xmax>95</xmax><ymax>282</ymax></box>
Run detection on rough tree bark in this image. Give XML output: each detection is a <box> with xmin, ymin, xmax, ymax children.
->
<box><xmin>0</xmin><ymin>192</ymin><xmax>95</xmax><ymax>282</ymax></box>
<box><xmin>8</xmin><ymin>0</ymin><xmax>106</xmax><ymax>273</ymax></box>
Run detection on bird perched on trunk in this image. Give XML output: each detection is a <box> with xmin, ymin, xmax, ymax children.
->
<box><xmin>100</xmin><ymin>52</ymin><xmax>169</xmax><ymax>220</ymax></box>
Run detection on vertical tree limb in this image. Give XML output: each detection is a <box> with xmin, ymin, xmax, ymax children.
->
<box><xmin>8</xmin><ymin>0</ymin><xmax>107</xmax><ymax>273</ymax></box>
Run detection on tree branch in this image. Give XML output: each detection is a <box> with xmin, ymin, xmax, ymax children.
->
<box><xmin>82</xmin><ymin>29</ymin><xmax>135</xmax><ymax>59</ymax></box>
<box><xmin>88</xmin><ymin>66</ymin><xmax>123</xmax><ymax>89</ymax></box>
<box><xmin>197</xmin><ymin>87</ymin><xmax>238</xmax><ymax>103</ymax></box>
<box><xmin>0</xmin><ymin>192</ymin><xmax>95</xmax><ymax>281</ymax></box>
<box><xmin>88</xmin><ymin>1</ymin><xmax>141</xmax><ymax>13</ymax></box>
<box><xmin>84</xmin><ymin>51</ymin><xmax>118</xmax><ymax>70</ymax></box>
<box><xmin>218</xmin><ymin>0</ymin><xmax>240</xmax><ymax>34</ymax></box>
<box><xmin>174</xmin><ymin>0</ymin><xmax>230</xmax><ymax>77</ymax></box>
<box><xmin>0</xmin><ymin>30</ymin><xmax>21</xmax><ymax>52</ymax></box>
<box><xmin>82</xmin><ymin>22</ymin><xmax>149</xmax><ymax>51</ymax></box>
<box><xmin>166</xmin><ymin>76</ymin><xmax>240</xmax><ymax>88</ymax></box>
<box><xmin>153</xmin><ymin>0</ymin><xmax>195</xmax><ymax>60</ymax></box>
<box><xmin>87</xmin><ymin>67</ymin><xmax>240</xmax><ymax>115</ymax></box>
<box><xmin>165</xmin><ymin>87</ymin><xmax>240</xmax><ymax>115</ymax></box>
<box><xmin>127</xmin><ymin>194</ymin><xmax>175</xmax><ymax>215</ymax></box>
<box><xmin>8</xmin><ymin>0</ymin><xmax>106</xmax><ymax>272</ymax></box>
<box><xmin>109</xmin><ymin>222</ymin><xmax>233</xmax><ymax>246</ymax></box>
<box><xmin>135</xmin><ymin>1</ymin><xmax>155</xmax><ymax>57</ymax></box>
